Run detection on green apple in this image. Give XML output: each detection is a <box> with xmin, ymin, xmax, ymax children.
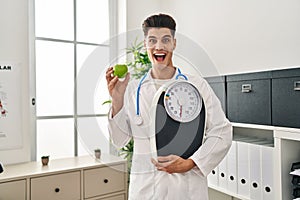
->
<box><xmin>113</xmin><ymin>64</ymin><xmax>128</xmax><ymax>78</ymax></box>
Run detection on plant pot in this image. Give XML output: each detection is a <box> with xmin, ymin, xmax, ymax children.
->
<box><xmin>94</xmin><ymin>149</ymin><xmax>101</xmax><ymax>159</ymax></box>
<box><xmin>41</xmin><ymin>156</ymin><xmax>49</xmax><ymax>166</ymax></box>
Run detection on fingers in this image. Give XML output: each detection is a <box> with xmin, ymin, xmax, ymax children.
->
<box><xmin>124</xmin><ymin>72</ymin><xmax>130</xmax><ymax>85</ymax></box>
<box><xmin>157</xmin><ymin>155</ymin><xmax>177</xmax><ymax>163</ymax></box>
<box><xmin>106</xmin><ymin>67</ymin><xmax>114</xmax><ymax>84</ymax></box>
<box><xmin>157</xmin><ymin>155</ymin><xmax>171</xmax><ymax>163</ymax></box>
<box><xmin>107</xmin><ymin>76</ymin><xmax>118</xmax><ymax>92</ymax></box>
<box><xmin>151</xmin><ymin>158</ymin><xmax>167</xmax><ymax>172</ymax></box>
<box><xmin>152</xmin><ymin>155</ymin><xmax>185</xmax><ymax>174</ymax></box>
<box><xmin>152</xmin><ymin>155</ymin><xmax>176</xmax><ymax>168</ymax></box>
<box><xmin>151</xmin><ymin>158</ymin><xmax>158</xmax><ymax>166</ymax></box>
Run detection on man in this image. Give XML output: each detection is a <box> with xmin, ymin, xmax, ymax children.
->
<box><xmin>106</xmin><ymin>13</ymin><xmax>232</xmax><ymax>200</ymax></box>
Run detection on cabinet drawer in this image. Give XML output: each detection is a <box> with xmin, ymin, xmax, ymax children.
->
<box><xmin>272</xmin><ymin>76</ymin><xmax>300</xmax><ymax>128</ymax></box>
<box><xmin>31</xmin><ymin>171</ymin><xmax>80</xmax><ymax>200</ymax></box>
<box><xmin>0</xmin><ymin>179</ymin><xmax>26</xmax><ymax>200</ymax></box>
<box><xmin>227</xmin><ymin>79</ymin><xmax>271</xmax><ymax>125</ymax></box>
<box><xmin>93</xmin><ymin>194</ymin><xmax>125</xmax><ymax>200</ymax></box>
<box><xmin>84</xmin><ymin>164</ymin><xmax>125</xmax><ymax>199</ymax></box>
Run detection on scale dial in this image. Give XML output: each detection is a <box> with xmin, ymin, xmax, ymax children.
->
<box><xmin>164</xmin><ymin>81</ymin><xmax>202</xmax><ymax>123</ymax></box>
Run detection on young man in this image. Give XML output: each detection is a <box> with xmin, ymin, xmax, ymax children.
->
<box><xmin>106</xmin><ymin>13</ymin><xmax>232</xmax><ymax>200</ymax></box>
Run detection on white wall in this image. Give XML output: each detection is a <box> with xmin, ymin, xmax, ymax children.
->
<box><xmin>0</xmin><ymin>0</ymin><xmax>32</xmax><ymax>164</ymax></box>
<box><xmin>127</xmin><ymin>0</ymin><xmax>300</xmax><ymax>75</ymax></box>
<box><xmin>126</xmin><ymin>0</ymin><xmax>163</xmax><ymax>31</ymax></box>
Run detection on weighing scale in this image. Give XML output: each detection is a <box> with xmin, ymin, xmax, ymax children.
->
<box><xmin>150</xmin><ymin>80</ymin><xmax>206</xmax><ymax>159</ymax></box>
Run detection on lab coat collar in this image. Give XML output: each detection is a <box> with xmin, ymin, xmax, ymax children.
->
<box><xmin>142</xmin><ymin>67</ymin><xmax>181</xmax><ymax>83</ymax></box>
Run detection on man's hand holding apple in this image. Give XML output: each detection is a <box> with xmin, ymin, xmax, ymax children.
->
<box><xmin>106</xmin><ymin>64</ymin><xmax>130</xmax><ymax>117</ymax></box>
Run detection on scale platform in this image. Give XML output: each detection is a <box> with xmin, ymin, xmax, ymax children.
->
<box><xmin>153</xmin><ymin>83</ymin><xmax>206</xmax><ymax>159</ymax></box>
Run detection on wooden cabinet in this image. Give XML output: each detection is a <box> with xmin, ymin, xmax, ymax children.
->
<box><xmin>0</xmin><ymin>179</ymin><xmax>26</xmax><ymax>200</ymax></box>
<box><xmin>0</xmin><ymin>155</ymin><xmax>127</xmax><ymax>200</ymax></box>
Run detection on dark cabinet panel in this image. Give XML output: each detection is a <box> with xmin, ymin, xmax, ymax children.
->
<box><xmin>272</xmin><ymin>67</ymin><xmax>300</xmax><ymax>78</ymax></box>
<box><xmin>227</xmin><ymin>73</ymin><xmax>271</xmax><ymax>125</ymax></box>
<box><xmin>272</xmin><ymin>76</ymin><xmax>300</xmax><ymax>128</ymax></box>
<box><xmin>208</xmin><ymin>68</ymin><xmax>300</xmax><ymax>128</ymax></box>
<box><xmin>205</xmin><ymin>76</ymin><xmax>226</xmax><ymax>115</ymax></box>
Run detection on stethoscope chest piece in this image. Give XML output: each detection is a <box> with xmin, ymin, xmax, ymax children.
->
<box><xmin>134</xmin><ymin>115</ymin><xmax>143</xmax><ymax>125</ymax></box>
<box><xmin>135</xmin><ymin>68</ymin><xmax>187</xmax><ymax>126</ymax></box>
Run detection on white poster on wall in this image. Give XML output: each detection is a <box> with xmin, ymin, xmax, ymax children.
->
<box><xmin>0</xmin><ymin>62</ymin><xmax>22</xmax><ymax>150</ymax></box>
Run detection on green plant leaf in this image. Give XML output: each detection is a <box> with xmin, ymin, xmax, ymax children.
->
<box><xmin>102</xmin><ymin>100</ymin><xmax>112</xmax><ymax>105</ymax></box>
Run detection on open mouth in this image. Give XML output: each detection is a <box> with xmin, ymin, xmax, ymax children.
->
<box><xmin>154</xmin><ymin>53</ymin><xmax>166</xmax><ymax>62</ymax></box>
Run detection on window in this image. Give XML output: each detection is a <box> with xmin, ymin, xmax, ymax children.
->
<box><xmin>34</xmin><ymin>0</ymin><xmax>113</xmax><ymax>160</ymax></box>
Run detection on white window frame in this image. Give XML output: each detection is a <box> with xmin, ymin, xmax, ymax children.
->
<box><xmin>29</xmin><ymin>0</ymin><xmax>119</xmax><ymax>160</ymax></box>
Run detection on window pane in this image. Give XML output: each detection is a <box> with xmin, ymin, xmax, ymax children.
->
<box><xmin>35</xmin><ymin>0</ymin><xmax>74</xmax><ymax>40</ymax></box>
<box><xmin>78</xmin><ymin>137</ymin><xmax>90</xmax><ymax>156</ymax></box>
<box><xmin>36</xmin><ymin>118</ymin><xmax>74</xmax><ymax>160</ymax></box>
<box><xmin>77</xmin><ymin>45</ymin><xmax>110</xmax><ymax>115</ymax></box>
<box><xmin>36</xmin><ymin>40</ymin><xmax>74</xmax><ymax>116</ymax></box>
<box><xmin>77</xmin><ymin>117</ymin><xmax>109</xmax><ymax>156</ymax></box>
<box><xmin>77</xmin><ymin>0</ymin><xmax>109</xmax><ymax>44</ymax></box>
<box><xmin>94</xmin><ymin>75</ymin><xmax>110</xmax><ymax>114</ymax></box>
<box><xmin>77</xmin><ymin>44</ymin><xmax>98</xmax><ymax>73</ymax></box>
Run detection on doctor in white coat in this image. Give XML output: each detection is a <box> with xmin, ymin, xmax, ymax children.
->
<box><xmin>106</xmin><ymin>13</ymin><xmax>232</xmax><ymax>200</ymax></box>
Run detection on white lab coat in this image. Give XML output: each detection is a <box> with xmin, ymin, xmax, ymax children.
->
<box><xmin>108</xmin><ymin>68</ymin><xmax>232</xmax><ymax>200</ymax></box>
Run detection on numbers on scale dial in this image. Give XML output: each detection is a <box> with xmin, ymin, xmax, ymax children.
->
<box><xmin>164</xmin><ymin>82</ymin><xmax>202</xmax><ymax>123</ymax></box>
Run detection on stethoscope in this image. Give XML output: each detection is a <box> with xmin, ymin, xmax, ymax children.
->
<box><xmin>134</xmin><ymin>68</ymin><xmax>188</xmax><ymax>125</ymax></box>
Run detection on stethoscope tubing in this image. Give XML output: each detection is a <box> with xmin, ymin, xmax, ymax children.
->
<box><xmin>135</xmin><ymin>68</ymin><xmax>187</xmax><ymax>117</ymax></box>
<box><xmin>136</xmin><ymin>73</ymin><xmax>148</xmax><ymax>116</ymax></box>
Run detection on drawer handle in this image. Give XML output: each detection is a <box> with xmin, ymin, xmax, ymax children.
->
<box><xmin>55</xmin><ymin>188</ymin><xmax>60</xmax><ymax>193</ymax></box>
<box><xmin>242</xmin><ymin>84</ymin><xmax>252</xmax><ymax>93</ymax></box>
<box><xmin>252</xmin><ymin>182</ymin><xmax>258</xmax><ymax>188</ymax></box>
<box><xmin>241</xmin><ymin>178</ymin><xmax>246</xmax><ymax>184</ymax></box>
<box><xmin>220</xmin><ymin>172</ymin><xmax>225</xmax><ymax>178</ymax></box>
<box><xmin>294</xmin><ymin>81</ymin><xmax>300</xmax><ymax>91</ymax></box>
<box><xmin>103</xmin><ymin>179</ymin><xmax>109</xmax><ymax>183</ymax></box>
<box><xmin>265</xmin><ymin>186</ymin><xmax>271</xmax><ymax>193</ymax></box>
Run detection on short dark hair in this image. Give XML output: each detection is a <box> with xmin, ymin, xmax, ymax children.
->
<box><xmin>142</xmin><ymin>13</ymin><xmax>176</xmax><ymax>37</ymax></box>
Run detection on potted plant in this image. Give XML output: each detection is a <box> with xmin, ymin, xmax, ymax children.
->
<box><xmin>41</xmin><ymin>156</ymin><xmax>49</xmax><ymax>166</ymax></box>
<box><xmin>94</xmin><ymin>148</ymin><xmax>101</xmax><ymax>159</ymax></box>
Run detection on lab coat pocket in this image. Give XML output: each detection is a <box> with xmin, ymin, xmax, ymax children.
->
<box><xmin>167</xmin><ymin>173</ymin><xmax>189</xmax><ymax>200</ymax></box>
<box><xmin>188</xmin><ymin>170</ymin><xmax>209</xmax><ymax>200</ymax></box>
<box><xmin>128</xmin><ymin>173</ymin><xmax>155</xmax><ymax>200</ymax></box>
